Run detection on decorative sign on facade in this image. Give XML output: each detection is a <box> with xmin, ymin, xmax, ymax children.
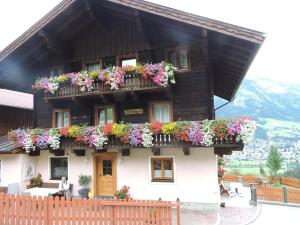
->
<box><xmin>124</xmin><ymin>109</ymin><xmax>144</xmax><ymax>115</ymax></box>
<box><xmin>24</xmin><ymin>161</ymin><xmax>35</xmax><ymax>181</ymax></box>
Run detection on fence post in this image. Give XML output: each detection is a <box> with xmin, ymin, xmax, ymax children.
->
<box><xmin>176</xmin><ymin>198</ymin><xmax>181</xmax><ymax>225</ymax></box>
<box><xmin>252</xmin><ymin>188</ymin><xmax>257</xmax><ymax>206</ymax></box>
<box><xmin>283</xmin><ymin>186</ymin><xmax>288</xmax><ymax>203</ymax></box>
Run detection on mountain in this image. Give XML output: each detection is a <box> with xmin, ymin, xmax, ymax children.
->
<box><xmin>215</xmin><ymin>76</ymin><xmax>300</xmax><ymax>142</ymax></box>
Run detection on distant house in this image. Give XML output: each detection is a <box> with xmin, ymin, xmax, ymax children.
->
<box><xmin>0</xmin><ymin>0</ymin><xmax>264</xmax><ymax>210</ymax></box>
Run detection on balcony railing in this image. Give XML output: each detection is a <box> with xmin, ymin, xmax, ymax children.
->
<box><xmin>61</xmin><ymin>135</ymin><xmax>244</xmax><ymax>152</ymax></box>
<box><xmin>44</xmin><ymin>73</ymin><xmax>168</xmax><ymax>100</ymax></box>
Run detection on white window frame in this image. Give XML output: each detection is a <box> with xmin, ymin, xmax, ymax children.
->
<box><xmin>48</xmin><ymin>156</ymin><xmax>69</xmax><ymax>181</ymax></box>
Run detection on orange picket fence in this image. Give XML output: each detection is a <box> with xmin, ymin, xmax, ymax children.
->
<box><xmin>281</xmin><ymin>177</ymin><xmax>300</xmax><ymax>189</ymax></box>
<box><xmin>255</xmin><ymin>185</ymin><xmax>284</xmax><ymax>202</ymax></box>
<box><xmin>222</xmin><ymin>174</ymin><xmax>239</xmax><ymax>182</ymax></box>
<box><xmin>0</xmin><ymin>193</ymin><xmax>181</xmax><ymax>225</ymax></box>
<box><xmin>242</xmin><ymin>176</ymin><xmax>258</xmax><ymax>183</ymax></box>
<box><xmin>287</xmin><ymin>188</ymin><xmax>300</xmax><ymax>204</ymax></box>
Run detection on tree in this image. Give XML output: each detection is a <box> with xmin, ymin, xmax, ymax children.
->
<box><xmin>266</xmin><ymin>146</ymin><xmax>284</xmax><ymax>180</ymax></box>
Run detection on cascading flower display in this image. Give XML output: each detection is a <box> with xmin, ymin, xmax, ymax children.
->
<box><xmin>99</xmin><ymin>66</ymin><xmax>125</xmax><ymax>90</ymax></box>
<box><xmin>31</xmin><ymin>62</ymin><xmax>175</xmax><ymax>93</ymax></box>
<box><xmin>8</xmin><ymin>118</ymin><xmax>256</xmax><ymax>153</ymax></box>
<box><xmin>66</xmin><ymin>71</ymin><xmax>94</xmax><ymax>92</ymax></box>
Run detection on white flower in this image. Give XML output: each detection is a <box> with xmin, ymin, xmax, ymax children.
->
<box><xmin>23</xmin><ymin>133</ymin><xmax>34</xmax><ymax>152</ymax></box>
<box><xmin>92</xmin><ymin>128</ymin><xmax>108</xmax><ymax>149</ymax></box>
<box><xmin>237</xmin><ymin>119</ymin><xmax>256</xmax><ymax>144</ymax></box>
<box><xmin>201</xmin><ymin>120</ymin><xmax>214</xmax><ymax>146</ymax></box>
<box><xmin>142</xmin><ymin>124</ymin><xmax>153</xmax><ymax>147</ymax></box>
<box><xmin>48</xmin><ymin>128</ymin><xmax>61</xmax><ymax>149</ymax></box>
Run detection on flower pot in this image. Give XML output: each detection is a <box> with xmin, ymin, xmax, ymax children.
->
<box><xmin>78</xmin><ymin>188</ymin><xmax>90</xmax><ymax>199</ymax></box>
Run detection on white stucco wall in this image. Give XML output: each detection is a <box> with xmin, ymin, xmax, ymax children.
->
<box><xmin>1</xmin><ymin>148</ymin><xmax>220</xmax><ymax>208</ymax></box>
<box><xmin>0</xmin><ymin>153</ymin><xmax>32</xmax><ymax>192</ymax></box>
<box><xmin>116</xmin><ymin>147</ymin><xmax>219</xmax><ymax>205</ymax></box>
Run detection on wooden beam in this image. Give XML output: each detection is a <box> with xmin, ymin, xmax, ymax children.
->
<box><xmin>151</xmin><ymin>147</ymin><xmax>160</xmax><ymax>156</ymax></box>
<box><xmin>121</xmin><ymin>148</ymin><xmax>130</xmax><ymax>156</ymax></box>
<box><xmin>183</xmin><ymin>146</ymin><xmax>190</xmax><ymax>155</ymax></box>
<box><xmin>130</xmin><ymin>91</ymin><xmax>140</xmax><ymax>103</ymax></box>
<box><xmin>38</xmin><ymin>30</ymin><xmax>71</xmax><ymax>57</ymax></box>
<box><xmin>100</xmin><ymin>94</ymin><xmax>109</xmax><ymax>104</ymax></box>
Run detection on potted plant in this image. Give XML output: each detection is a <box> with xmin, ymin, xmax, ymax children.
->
<box><xmin>115</xmin><ymin>185</ymin><xmax>132</xmax><ymax>201</ymax></box>
<box><xmin>78</xmin><ymin>174</ymin><xmax>92</xmax><ymax>199</ymax></box>
<box><xmin>27</xmin><ymin>173</ymin><xmax>43</xmax><ymax>189</ymax></box>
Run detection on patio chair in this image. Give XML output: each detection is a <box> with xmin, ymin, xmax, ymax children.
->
<box><xmin>220</xmin><ymin>181</ymin><xmax>236</xmax><ymax>197</ymax></box>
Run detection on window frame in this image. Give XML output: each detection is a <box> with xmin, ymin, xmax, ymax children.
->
<box><xmin>151</xmin><ymin>157</ymin><xmax>175</xmax><ymax>182</ymax></box>
<box><xmin>94</xmin><ymin>105</ymin><xmax>116</xmax><ymax>126</ymax></box>
<box><xmin>52</xmin><ymin>109</ymin><xmax>71</xmax><ymax>128</ymax></box>
<box><xmin>117</xmin><ymin>53</ymin><xmax>139</xmax><ymax>67</ymax></box>
<box><xmin>82</xmin><ymin>59</ymin><xmax>102</xmax><ymax>72</ymax></box>
<box><xmin>148</xmin><ymin>100</ymin><xmax>173</xmax><ymax>123</ymax></box>
<box><xmin>165</xmin><ymin>47</ymin><xmax>191</xmax><ymax>72</ymax></box>
<box><xmin>49</xmin><ymin>156</ymin><xmax>69</xmax><ymax>180</ymax></box>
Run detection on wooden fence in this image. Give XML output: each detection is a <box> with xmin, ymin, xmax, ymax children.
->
<box><xmin>222</xmin><ymin>174</ymin><xmax>300</xmax><ymax>188</ymax></box>
<box><xmin>254</xmin><ymin>185</ymin><xmax>300</xmax><ymax>204</ymax></box>
<box><xmin>0</xmin><ymin>193</ymin><xmax>180</xmax><ymax>225</ymax></box>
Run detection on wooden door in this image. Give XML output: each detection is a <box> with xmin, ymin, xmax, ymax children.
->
<box><xmin>94</xmin><ymin>153</ymin><xmax>117</xmax><ymax>196</ymax></box>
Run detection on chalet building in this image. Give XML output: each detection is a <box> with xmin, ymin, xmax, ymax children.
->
<box><xmin>0</xmin><ymin>0</ymin><xmax>264</xmax><ymax>210</ymax></box>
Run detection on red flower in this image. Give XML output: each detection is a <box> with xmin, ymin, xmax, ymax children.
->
<box><xmin>59</xmin><ymin>128</ymin><xmax>69</xmax><ymax>137</ymax></box>
<box><xmin>150</xmin><ymin>121</ymin><xmax>163</xmax><ymax>134</ymax></box>
<box><xmin>103</xmin><ymin>124</ymin><xmax>113</xmax><ymax>136</ymax></box>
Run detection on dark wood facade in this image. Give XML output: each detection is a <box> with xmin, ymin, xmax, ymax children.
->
<box><xmin>0</xmin><ymin>106</ymin><xmax>33</xmax><ymax>135</ymax></box>
<box><xmin>0</xmin><ymin>0</ymin><xmax>265</xmax><ymax>132</ymax></box>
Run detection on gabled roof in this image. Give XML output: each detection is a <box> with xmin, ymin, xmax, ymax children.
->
<box><xmin>0</xmin><ymin>0</ymin><xmax>265</xmax><ymax>100</ymax></box>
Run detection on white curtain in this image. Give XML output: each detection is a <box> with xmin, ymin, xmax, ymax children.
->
<box><xmin>153</xmin><ymin>103</ymin><xmax>170</xmax><ymax>123</ymax></box>
<box><xmin>56</xmin><ymin>112</ymin><xmax>63</xmax><ymax>128</ymax></box>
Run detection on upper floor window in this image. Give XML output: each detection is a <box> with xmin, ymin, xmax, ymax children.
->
<box><xmin>95</xmin><ymin>105</ymin><xmax>115</xmax><ymax>126</ymax></box>
<box><xmin>85</xmin><ymin>63</ymin><xmax>101</xmax><ymax>72</ymax></box>
<box><xmin>166</xmin><ymin>48</ymin><xmax>190</xmax><ymax>71</ymax></box>
<box><xmin>49</xmin><ymin>66</ymin><xmax>64</xmax><ymax>77</ymax></box>
<box><xmin>52</xmin><ymin>109</ymin><xmax>71</xmax><ymax>128</ymax></box>
<box><xmin>119</xmin><ymin>53</ymin><xmax>138</xmax><ymax>67</ymax></box>
<box><xmin>149</xmin><ymin>101</ymin><xmax>172</xmax><ymax>123</ymax></box>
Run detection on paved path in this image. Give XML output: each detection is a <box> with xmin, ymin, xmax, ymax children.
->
<box><xmin>251</xmin><ymin>204</ymin><xmax>300</xmax><ymax>225</ymax></box>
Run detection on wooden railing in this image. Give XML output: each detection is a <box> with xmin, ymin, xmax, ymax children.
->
<box><xmin>255</xmin><ymin>185</ymin><xmax>300</xmax><ymax>204</ymax></box>
<box><xmin>222</xmin><ymin>174</ymin><xmax>300</xmax><ymax>188</ymax></box>
<box><xmin>61</xmin><ymin>136</ymin><xmax>243</xmax><ymax>150</ymax></box>
<box><xmin>44</xmin><ymin>73</ymin><xmax>167</xmax><ymax>99</ymax></box>
<box><xmin>0</xmin><ymin>193</ymin><xmax>181</xmax><ymax>225</ymax></box>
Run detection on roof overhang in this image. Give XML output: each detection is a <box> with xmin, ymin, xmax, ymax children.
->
<box><xmin>0</xmin><ymin>89</ymin><xmax>33</xmax><ymax>110</ymax></box>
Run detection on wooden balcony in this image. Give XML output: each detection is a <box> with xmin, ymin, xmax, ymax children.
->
<box><xmin>44</xmin><ymin>73</ymin><xmax>170</xmax><ymax>100</ymax></box>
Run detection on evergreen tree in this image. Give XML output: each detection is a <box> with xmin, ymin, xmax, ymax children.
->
<box><xmin>266</xmin><ymin>145</ymin><xmax>284</xmax><ymax>179</ymax></box>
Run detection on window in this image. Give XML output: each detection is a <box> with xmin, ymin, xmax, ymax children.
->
<box><xmin>49</xmin><ymin>66</ymin><xmax>64</xmax><ymax>77</ymax></box>
<box><xmin>0</xmin><ymin>160</ymin><xmax>2</xmax><ymax>183</ymax></box>
<box><xmin>122</xmin><ymin>58</ymin><xmax>136</xmax><ymax>67</ymax></box>
<box><xmin>118</xmin><ymin>53</ymin><xmax>138</xmax><ymax>67</ymax></box>
<box><xmin>149</xmin><ymin>101</ymin><xmax>172</xmax><ymax>123</ymax></box>
<box><xmin>151</xmin><ymin>158</ymin><xmax>174</xmax><ymax>182</ymax></box>
<box><xmin>50</xmin><ymin>157</ymin><xmax>68</xmax><ymax>180</ymax></box>
<box><xmin>86</xmin><ymin>63</ymin><xmax>101</xmax><ymax>72</ymax></box>
<box><xmin>95</xmin><ymin>105</ymin><xmax>115</xmax><ymax>126</ymax></box>
<box><xmin>52</xmin><ymin>109</ymin><xmax>71</xmax><ymax>128</ymax></box>
<box><xmin>166</xmin><ymin>48</ymin><xmax>190</xmax><ymax>71</ymax></box>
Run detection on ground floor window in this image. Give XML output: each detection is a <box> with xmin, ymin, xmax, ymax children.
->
<box><xmin>50</xmin><ymin>157</ymin><xmax>68</xmax><ymax>180</ymax></box>
<box><xmin>151</xmin><ymin>158</ymin><xmax>174</xmax><ymax>182</ymax></box>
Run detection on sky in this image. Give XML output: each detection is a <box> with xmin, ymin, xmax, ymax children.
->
<box><xmin>0</xmin><ymin>0</ymin><xmax>299</xmax><ymax>84</ymax></box>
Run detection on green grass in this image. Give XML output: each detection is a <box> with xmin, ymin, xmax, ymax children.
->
<box><xmin>225</xmin><ymin>160</ymin><xmax>284</xmax><ymax>176</ymax></box>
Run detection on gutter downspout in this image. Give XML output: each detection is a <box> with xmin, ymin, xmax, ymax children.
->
<box><xmin>214</xmin><ymin>98</ymin><xmax>234</xmax><ymax>116</ymax></box>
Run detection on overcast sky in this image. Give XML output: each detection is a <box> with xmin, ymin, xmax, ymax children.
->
<box><xmin>0</xmin><ymin>0</ymin><xmax>299</xmax><ymax>84</ymax></box>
